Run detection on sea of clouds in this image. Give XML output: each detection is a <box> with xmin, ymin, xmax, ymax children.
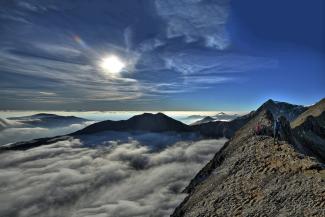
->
<box><xmin>0</xmin><ymin>136</ymin><xmax>226</xmax><ymax>217</ymax></box>
<box><xmin>0</xmin><ymin>120</ymin><xmax>94</xmax><ymax>146</ymax></box>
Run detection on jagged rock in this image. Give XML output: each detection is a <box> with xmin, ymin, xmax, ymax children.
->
<box><xmin>290</xmin><ymin>98</ymin><xmax>325</xmax><ymax>162</ymax></box>
<box><xmin>292</xmin><ymin>112</ymin><xmax>325</xmax><ymax>162</ymax></box>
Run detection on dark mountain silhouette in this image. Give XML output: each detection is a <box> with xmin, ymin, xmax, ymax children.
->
<box><xmin>257</xmin><ymin>99</ymin><xmax>307</xmax><ymax>121</ymax></box>
<box><xmin>75</xmin><ymin>99</ymin><xmax>305</xmax><ymax>139</ymax></box>
<box><xmin>7</xmin><ymin>113</ymin><xmax>88</xmax><ymax>128</ymax></box>
<box><xmin>0</xmin><ymin>100</ymin><xmax>308</xmax><ymax>151</ymax></box>
<box><xmin>72</xmin><ymin>112</ymin><xmax>192</xmax><ymax>135</ymax></box>
<box><xmin>190</xmin><ymin>116</ymin><xmax>215</xmax><ymax>125</ymax></box>
<box><xmin>172</xmin><ymin>104</ymin><xmax>325</xmax><ymax>217</ymax></box>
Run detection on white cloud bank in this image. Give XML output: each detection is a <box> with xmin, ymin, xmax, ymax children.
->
<box><xmin>0</xmin><ymin>137</ymin><xmax>226</xmax><ymax>217</ymax></box>
<box><xmin>0</xmin><ymin>121</ymin><xmax>94</xmax><ymax>146</ymax></box>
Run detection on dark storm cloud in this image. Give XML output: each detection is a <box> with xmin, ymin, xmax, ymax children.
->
<box><xmin>0</xmin><ymin>137</ymin><xmax>227</xmax><ymax>217</ymax></box>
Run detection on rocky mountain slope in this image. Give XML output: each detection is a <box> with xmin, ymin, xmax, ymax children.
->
<box><xmin>291</xmin><ymin>98</ymin><xmax>325</xmax><ymax>162</ymax></box>
<box><xmin>258</xmin><ymin>99</ymin><xmax>308</xmax><ymax>121</ymax></box>
<box><xmin>191</xmin><ymin>99</ymin><xmax>306</xmax><ymax>139</ymax></box>
<box><xmin>172</xmin><ymin>100</ymin><xmax>325</xmax><ymax>217</ymax></box>
<box><xmin>291</xmin><ymin>98</ymin><xmax>325</xmax><ymax>128</ymax></box>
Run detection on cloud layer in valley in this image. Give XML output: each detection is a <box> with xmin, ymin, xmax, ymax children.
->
<box><xmin>0</xmin><ymin>120</ymin><xmax>94</xmax><ymax>145</ymax></box>
<box><xmin>0</xmin><ymin>137</ymin><xmax>227</xmax><ymax>217</ymax></box>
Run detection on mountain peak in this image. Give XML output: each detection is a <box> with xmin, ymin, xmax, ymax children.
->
<box><xmin>257</xmin><ymin>99</ymin><xmax>307</xmax><ymax>121</ymax></box>
<box><xmin>74</xmin><ymin>112</ymin><xmax>192</xmax><ymax>135</ymax></box>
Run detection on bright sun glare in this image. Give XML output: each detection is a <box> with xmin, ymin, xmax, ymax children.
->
<box><xmin>100</xmin><ymin>55</ymin><xmax>125</xmax><ymax>75</ymax></box>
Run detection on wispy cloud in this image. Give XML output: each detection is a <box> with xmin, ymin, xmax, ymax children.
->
<box><xmin>0</xmin><ymin>0</ymin><xmax>278</xmax><ymax>109</ymax></box>
<box><xmin>155</xmin><ymin>0</ymin><xmax>230</xmax><ymax>49</ymax></box>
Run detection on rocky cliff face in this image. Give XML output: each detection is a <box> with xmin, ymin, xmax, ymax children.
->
<box><xmin>172</xmin><ymin>108</ymin><xmax>325</xmax><ymax>217</ymax></box>
<box><xmin>291</xmin><ymin>99</ymin><xmax>325</xmax><ymax>162</ymax></box>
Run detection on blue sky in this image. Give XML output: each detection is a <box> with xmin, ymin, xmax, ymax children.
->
<box><xmin>0</xmin><ymin>0</ymin><xmax>324</xmax><ymax>111</ymax></box>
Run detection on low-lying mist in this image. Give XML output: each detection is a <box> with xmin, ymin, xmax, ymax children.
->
<box><xmin>0</xmin><ymin>120</ymin><xmax>94</xmax><ymax>146</ymax></box>
<box><xmin>0</xmin><ymin>136</ymin><xmax>227</xmax><ymax>217</ymax></box>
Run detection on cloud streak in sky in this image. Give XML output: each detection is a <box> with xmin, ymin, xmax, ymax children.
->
<box><xmin>0</xmin><ymin>137</ymin><xmax>227</xmax><ymax>217</ymax></box>
<box><xmin>0</xmin><ymin>0</ymin><xmax>277</xmax><ymax>109</ymax></box>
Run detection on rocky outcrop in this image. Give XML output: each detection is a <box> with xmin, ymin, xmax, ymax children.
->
<box><xmin>291</xmin><ymin>99</ymin><xmax>325</xmax><ymax>162</ymax></box>
<box><xmin>291</xmin><ymin>98</ymin><xmax>325</xmax><ymax>128</ymax></box>
<box><xmin>172</xmin><ymin>109</ymin><xmax>325</xmax><ymax>217</ymax></box>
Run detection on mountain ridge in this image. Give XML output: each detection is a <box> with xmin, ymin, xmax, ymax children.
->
<box><xmin>171</xmin><ymin>98</ymin><xmax>325</xmax><ymax>217</ymax></box>
<box><xmin>0</xmin><ymin>99</ymin><xmax>309</xmax><ymax>151</ymax></box>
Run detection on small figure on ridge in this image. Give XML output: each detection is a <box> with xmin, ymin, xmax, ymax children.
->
<box><xmin>274</xmin><ymin>117</ymin><xmax>281</xmax><ymax>144</ymax></box>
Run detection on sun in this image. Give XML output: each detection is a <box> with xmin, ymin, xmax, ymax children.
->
<box><xmin>99</xmin><ymin>55</ymin><xmax>125</xmax><ymax>76</ymax></box>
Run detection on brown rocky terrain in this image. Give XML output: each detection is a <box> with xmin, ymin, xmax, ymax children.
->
<box><xmin>172</xmin><ymin>106</ymin><xmax>325</xmax><ymax>217</ymax></box>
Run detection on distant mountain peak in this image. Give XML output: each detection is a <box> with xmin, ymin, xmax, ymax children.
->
<box><xmin>74</xmin><ymin>112</ymin><xmax>192</xmax><ymax>135</ymax></box>
<box><xmin>7</xmin><ymin>113</ymin><xmax>88</xmax><ymax>128</ymax></box>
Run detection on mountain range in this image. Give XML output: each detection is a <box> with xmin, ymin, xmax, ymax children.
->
<box><xmin>1</xmin><ymin>99</ymin><xmax>323</xmax><ymax>157</ymax></box>
<box><xmin>0</xmin><ymin>98</ymin><xmax>324</xmax><ymax>216</ymax></box>
<box><xmin>187</xmin><ymin>112</ymin><xmax>241</xmax><ymax>125</ymax></box>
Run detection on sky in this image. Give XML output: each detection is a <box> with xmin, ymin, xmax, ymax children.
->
<box><xmin>0</xmin><ymin>0</ymin><xmax>324</xmax><ymax>111</ymax></box>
